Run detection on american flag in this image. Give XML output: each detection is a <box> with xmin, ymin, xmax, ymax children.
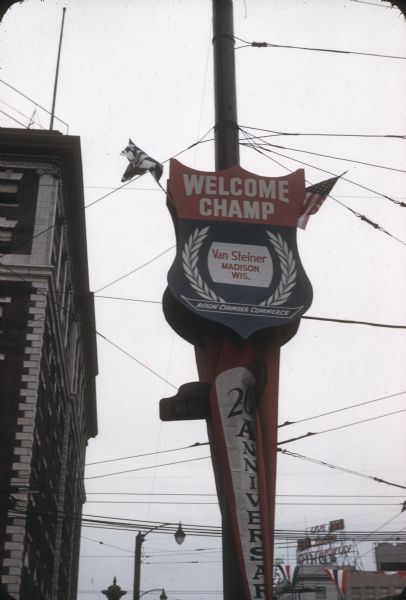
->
<box><xmin>120</xmin><ymin>139</ymin><xmax>163</xmax><ymax>183</ymax></box>
<box><xmin>324</xmin><ymin>568</ymin><xmax>348</xmax><ymax>595</ymax></box>
<box><xmin>278</xmin><ymin>564</ymin><xmax>299</xmax><ymax>585</ymax></box>
<box><xmin>298</xmin><ymin>173</ymin><xmax>343</xmax><ymax>229</ymax></box>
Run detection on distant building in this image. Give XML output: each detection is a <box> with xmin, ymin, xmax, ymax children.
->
<box><xmin>375</xmin><ymin>544</ymin><xmax>406</xmax><ymax>572</ymax></box>
<box><xmin>275</xmin><ymin>565</ymin><xmax>406</xmax><ymax>600</ymax></box>
<box><xmin>0</xmin><ymin>129</ymin><xmax>98</xmax><ymax>600</ymax></box>
<box><xmin>346</xmin><ymin>570</ymin><xmax>406</xmax><ymax>600</ymax></box>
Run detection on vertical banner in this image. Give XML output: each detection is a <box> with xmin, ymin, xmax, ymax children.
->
<box><xmin>197</xmin><ymin>334</ymin><xmax>282</xmax><ymax>599</ymax></box>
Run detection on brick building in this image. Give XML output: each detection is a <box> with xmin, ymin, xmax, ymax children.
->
<box><xmin>0</xmin><ymin>128</ymin><xmax>98</xmax><ymax>600</ymax></box>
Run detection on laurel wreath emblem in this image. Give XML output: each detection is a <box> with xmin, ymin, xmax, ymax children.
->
<box><xmin>182</xmin><ymin>227</ymin><xmax>225</xmax><ymax>302</ymax></box>
<box><xmin>182</xmin><ymin>227</ymin><xmax>296</xmax><ymax>307</ymax></box>
<box><xmin>259</xmin><ymin>231</ymin><xmax>297</xmax><ymax>307</ymax></box>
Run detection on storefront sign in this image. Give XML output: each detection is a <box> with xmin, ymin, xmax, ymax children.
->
<box><xmin>297</xmin><ymin>545</ymin><xmax>352</xmax><ymax>565</ymax></box>
<box><xmin>297</xmin><ymin>518</ymin><xmax>349</xmax><ymax>565</ymax></box>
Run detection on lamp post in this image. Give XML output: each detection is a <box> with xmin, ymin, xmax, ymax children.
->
<box><xmin>139</xmin><ymin>589</ymin><xmax>167</xmax><ymax>599</ymax></box>
<box><xmin>102</xmin><ymin>577</ymin><xmax>127</xmax><ymax>600</ymax></box>
<box><xmin>133</xmin><ymin>522</ymin><xmax>185</xmax><ymax>600</ymax></box>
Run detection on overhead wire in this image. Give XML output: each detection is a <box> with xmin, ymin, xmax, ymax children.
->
<box><xmin>279</xmin><ymin>390</ymin><xmax>406</xmax><ymax>428</ymax></box>
<box><xmin>233</xmin><ymin>36</ymin><xmax>406</xmax><ymax>61</ymax></box>
<box><xmin>84</xmin><ymin>499</ymin><xmax>401</xmax><ymax>507</ymax></box>
<box><xmin>84</xmin><ymin>455</ymin><xmax>211</xmax><ymax>480</ymax></box>
<box><xmin>241</xmin><ymin>140</ymin><xmax>406</xmax><ymax>177</ymax></box>
<box><xmin>95</xmin><ymin>330</ymin><xmax>178</xmax><ymax>390</ymax></box>
<box><xmin>278</xmin><ymin>407</ymin><xmax>406</xmax><ymax>446</ymax></box>
<box><xmin>0</xmin><ymin>107</ymin><xmax>27</xmax><ymax>127</ymax></box>
<box><xmin>6</xmin><ymin>499</ymin><xmax>406</xmax><ymax>542</ymax></box>
<box><xmin>94</xmin><ymin>245</ymin><xmax>175</xmax><ymax>293</ymax></box>
<box><xmin>278</xmin><ymin>448</ymin><xmax>406</xmax><ymax>491</ymax></box>
<box><xmin>84</xmin><ymin>127</ymin><xmax>213</xmax><ymax>209</ymax></box>
<box><xmin>93</xmin><ymin>295</ymin><xmax>406</xmax><ymax>329</ymax></box>
<box><xmin>0</xmin><ymin>77</ymin><xmax>69</xmax><ymax>129</ymax></box>
<box><xmin>238</xmin><ymin>125</ymin><xmax>406</xmax><ymax>140</ymax></box>
<box><xmin>239</xmin><ymin>128</ymin><xmax>406</xmax><ymax>246</ymax></box>
<box><xmin>0</xmin><ymin>97</ymin><xmax>44</xmax><ymax>129</ymax></box>
<box><xmin>85</xmin><ymin>441</ymin><xmax>209</xmax><ymax>467</ymax></box>
<box><xmin>239</xmin><ymin>126</ymin><xmax>406</xmax><ymax>207</ymax></box>
<box><xmin>350</xmin><ymin>0</ymin><xmax>392</xmax><ymax>7</ymax></box>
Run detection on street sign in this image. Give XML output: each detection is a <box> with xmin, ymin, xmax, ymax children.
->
<box><xmin>160</xmin><ymin>382</ymin><xmax>210</xmax><ymax>421</ymax></box>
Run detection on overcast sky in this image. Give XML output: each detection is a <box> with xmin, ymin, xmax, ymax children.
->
<box><xmin>1</xmin><ymin>1</ymin><xmax>406</xmax><ymax>599</ymax></box>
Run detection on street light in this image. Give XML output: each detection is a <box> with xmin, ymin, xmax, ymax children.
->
<box><xmin>139</xmin><ymin>589</ymin><xmax>167</xmax><ymax>599</ymax></box>
<box><xmin>174</xmin><ymin>522</ymin><xmax>185</xmax><ymax>545</ymax></box>
<box><xmin>133</xmin><ymin>523</ymin><xmax>185</xmax><ymax>600</ymax></box>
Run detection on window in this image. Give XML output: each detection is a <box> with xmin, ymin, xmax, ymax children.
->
<box><xmin>0</xmin><ymin>170</ymin><xmax>23</xmax><ymax>204</ymax></box>
<box><xmin>0</xmin><ymin>217</ymin><xmax>17</xmax><ymax>251</ymax></box>
<box><xmin>316</xmin><ymin>588</ymin><xmax>326</xmax><ymax>600</ymax></box>
<box><xmin>0</xmin><ymin>182</ymin><xmax>18</xmax><ymax>204</ymax></box>
<box><xmin>352</xmin><ymin>587</ymin><xmax>361</xmax><ymax>600</ymax></box>
<box><xmin>365</xmin><ymin>587</ymin><xmax>375</xmax><ymax>600</ymax></box>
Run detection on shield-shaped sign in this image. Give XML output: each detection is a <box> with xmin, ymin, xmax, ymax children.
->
<box><xmin>165</xmin><ymin>159</ymin><xmax>313</xmax><ymax>340</ymax></box>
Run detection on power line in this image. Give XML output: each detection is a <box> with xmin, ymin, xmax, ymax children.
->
<box><xmin>83</xmin><ymin>492</ymin><xmax>405</xmax><ymax>498</ymax></box>
<box><xmin>84</xmin><ymin>499</ymin><xmax>401</xmax><ymax>507</ymax></box>
<box><xmin>0</xmin><ymin>77</ymin><xmax>69</xmax><ymax>128</ymax></box>
<box><xmin>0</xmin><ymin>107</ymin><xmax>27</xmax><ymax>127</ymax></box>
<box><xmin>94</xmin><ymin>295</ymin><xmax>161</xmax><ymax>304</ymax></box>
<box><xmin>93</xmin><ymin>296</ymin><xmax>406</xmax><ymax>329</ymax></box>
<box><xmin>234</xmin><ymin>36</ymin><xmax>406</xmax><ymax>61</ymax></box>
<box><xmin>239</xmin><ymin>125</ymin><xmax>406</xmax><ymax>140</ymax></box>
<box><xmin>279</xmin><ymin>390</ymin><xmax>406</xmax><ymax>428</ymax></box>
<box><xmin>94</xmin><ymin>245</ymin><xmax>175</xmax><ymax>293</ymax></box>
<box><xmin>7</xmin><ymin>499</ymin><xmax>406</xmax><ymax>542</ymax></box>
<box><xmin>84</xmin><ymin>127</ymin><xmax>213</xmax><ymax>209</ymax></box>
<box><xmin>241</xmin><ymin>140</ymin><xmax>406</xmax><ymax>177</ymax></box>
<box><xmin>95</xmin><ymin>330</ymin><xmax>178</xmax><ymax>390</ymax></box>
<box><xmin>239</xmin><ymin>127</ymin><xmax>406</xmax><ymax>207</ymax></box>
<box><xmin>86</xmin><ymin>442</ymin><xmax>209</xmax><ymax>467</ymax></box>
<box><xmin>278</xmin><ymin>407</ymin><xmax>406</xmax><ymax>446</ymax></box>
<box><xmin>301</xmin><ymin>315</ymin><xmax>406</xmax><ymax>329</ymax></box>
<box><xmin>278</xmin><ymin>448</ymin><xmax>406</xmax><ymax>491</ymax></box>
<box><xmin>350</xmin><ymin>0</ymin><xmax>392</xmax><ymax>7</ymax></box>
<box><xmin>0</xmin><ymin>259</ymin><xmax>176</xmax><ymax>394</ymax></box>
<box><xmin>240</xmin><ymin>129</ymin><xmax>406</xmax><ymax>245</ymax></box>
<box><xmin>84</xmin><ymin>455</ymin><xmax>211</xmax><ymax>480</ymax></box>
<box><xmin>0</xmin><ymin>97</ymin><xmax>44</xmax><ymax>129</ymax></box>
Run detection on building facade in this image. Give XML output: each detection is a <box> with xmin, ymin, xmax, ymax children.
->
<box><xmin>275</xmin><ymin>566</ymin><xmax>406</xmax><ymax>600</ymax></box>
<box><xmin>0</xmin><ymin>128</ymin><xmax>98</xmax><ymax>600</ymax></box>
<box><xmin>375</xmin><ymin>544</ymin><xmax>406</xmax><ymax>572</ymax></box>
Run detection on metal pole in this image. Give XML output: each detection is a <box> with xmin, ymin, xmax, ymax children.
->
<box><xmin>133</xmin><ymin>532</ymin><xmax>143</xmax><ymax>600</ymax></box>
<box><xmin>50</xmin><ymin>7</ymin><xmax>66</xmax><ymax>130</ymax></box>
<box><xmin>211</xmin><ymin>3</ymin><xmax>245</xmax><ymax>599</ymax></box>
<box><xmin>212</xmin><ymin>0</ymin><xmax>239</xmax><ymax>170</ymax></box>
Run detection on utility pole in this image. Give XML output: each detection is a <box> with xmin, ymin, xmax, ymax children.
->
<box><xmin>212</xmin><ymin>0</ymin><xmax>239</xmax><ymax>171</ymax></box>
<box><xmin>133</xmin><ymin>524</ymin><xmax>185</xmax><ymax>600</ymax></box>
<box><xmin>211</xmin><ymin>3</ymin><xmax>246</xmax><ymax>599</ymax></box>
<box><xmin>133</xmin><ymin>532</ymin><xmax>143</xmax><ymax>600</ymax></box>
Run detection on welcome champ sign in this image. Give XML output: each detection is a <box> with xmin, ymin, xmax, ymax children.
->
<box><xmin>166</xmin><ymin>159</ymin><xmax>313</xmax><ymax>339</ymax></box>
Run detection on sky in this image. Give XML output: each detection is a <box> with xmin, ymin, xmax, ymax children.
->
<box><xmin>1</xmin><ymin>0</ymin><xmax>406</xmax><ymax>599</ymax></box>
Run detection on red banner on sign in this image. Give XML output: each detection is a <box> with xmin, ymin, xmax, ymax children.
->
<box><xmin>196</xmin><ymin>330</ymin><xmax>291</xmax><ymax>600</ymax></box>
<box><xmin>169</xmin><ymin>159</ymin><xmax>305</xmax><ymax>226</ymax></box>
